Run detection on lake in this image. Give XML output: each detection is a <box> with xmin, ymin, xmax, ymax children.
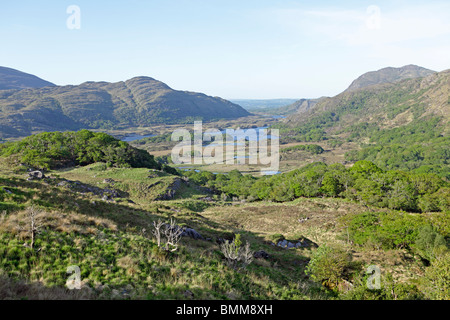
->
<box><xmin>120</xmin><ymin>134</ymin><xmax>156</xmax><ymax>142</ymax></box>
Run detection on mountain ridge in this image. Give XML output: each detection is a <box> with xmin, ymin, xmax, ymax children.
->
<box><xmin>0</xmin><ymin>71</ymin><xmax>250</xmax><ymax>139</ymax></box>
<box><xmin>0</xmin><ymin>66</ymin><xmax>55</xmax><ymax>90</ymax></box>
<box><xmin>346</xmin><ymin>64</ymin><xmax>436</xmax><ymax>92</ymax></box>
<box><xmin>285</xmin><ymin>69</ymin><xmax>449</xmax><ymax>130</ymax></box>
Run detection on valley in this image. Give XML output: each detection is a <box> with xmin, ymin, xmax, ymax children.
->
<box><xmin>0</xmin><ymin>64</ymin><xmax>449</xmax><ymax>301</ymax></box>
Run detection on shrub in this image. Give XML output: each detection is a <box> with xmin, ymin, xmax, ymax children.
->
<box><xmin>341</xmin><ymin>272</ymin><xmax>423</xmax><ymax>300</ymax></box>
<box><xmin>305</xmin><ymin>245</ymin><xmax>351</xmax><ymax>289</ymax></box>
<box><xmin>347</xmin><ymin>211</ymin><xmax>428</xmax><ymax>250</ymax></box>
<box><xmin>347</xmin><ymin>212</ymin><xmax>380</xmax><ymax>247</ymax></box>
<box><xmin>413</xmin><ymin>225</ymin><xmax>448</xmax><ymax>262</ymax></box>
<box><xmin>220</xmin><ymin>234</ymin><xmax>254</xmax><ymax>270</ymax></box>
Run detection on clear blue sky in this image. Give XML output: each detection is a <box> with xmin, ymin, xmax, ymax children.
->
<box><xmin>1</xmin><ymin>0</ymin><xmax>449</xmax><ymax>99</ymax></box>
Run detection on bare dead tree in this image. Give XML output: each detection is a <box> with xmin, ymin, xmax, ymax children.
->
<box><xmin>220</xmin><ymin>240</ymin><xmax>240</xmax><ymax>268</ymax></box>
<box><xmin>18</xmin><ymin>205</ymin><xmax>41</xmax><ymax>250</ymax></box>
<box><xmin>152</xmin><ymin>219</ymin><xmax>164</xmax><ymax>248</ymax></box>
<box><xmin>152</xmin><ymin>218</ymin><xmax>184</xmax><ymax>252</ymax></box>
<box><xmin>163</xmin><ymin>218</ymin><xmax>183</xmax><ymax>252</ymax></box>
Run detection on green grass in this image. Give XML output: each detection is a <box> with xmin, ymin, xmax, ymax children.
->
<box><xmin>0</xmin><ymin>160</ymin><xmax>447</xmax><ymax>300</ymax></box>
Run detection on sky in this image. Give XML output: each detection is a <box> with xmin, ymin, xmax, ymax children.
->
<box><xmin>1</xmin><ymin>0</ymin><xmax>449</xmax><ymax>99</ymax></box>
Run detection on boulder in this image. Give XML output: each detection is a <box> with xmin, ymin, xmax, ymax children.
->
<box><xmin>27</xmin><ymin>170</ymin><xmax>45</xmax><ymax>180</ymax></box>
<box><xmin>181</xmin><ymin>227</ymin><xmax>204</xmax><ymax>240</ymax></box>
<box><xmin>57</xmin><ymin>180</ymin><xmax>70</xmax><ymax>187</ymax></box>
<box><xmin>277</xmin><ymin>240</ymin><xmax>288</xmax><ymax>248</ymax></box>
<box><xmin>276</xmin><ymin>238</ymin><xmax>318</xmax><ymax>249</ymax></box>
<box><xmin>254</xmin><ymin>250</ymin><xmax>270</xmax><ymax>259</ymax></box>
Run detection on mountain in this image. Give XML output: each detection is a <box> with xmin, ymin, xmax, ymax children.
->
<box><xmin>285</xmin><ymin>69</ymin><xmax>449</xmax><ymax>130</ymax></box>
<box><xmin>346</xmin><ymin>64</ymin><xmax>436</xmax><ymax>92</ymax></box>
<box><xmin>276</xmin><ymin>98</ymin><xmax>323</xmax><ymax>116</ymax></box>
<box><xmin>0</xmin><ymin>75</ymin><xmax>250</xmax><ymax>139</ymax></box>
<box><xmin>280</xmin><ymin>69</ymin><xmax>449</xmax><ymax>177</ymax></box>
<box><xmin>0</xmin><ymin>66</ymin><xmax>55</xmax><ymax>90</ymax></box>
<box><xmin>274</xmin><ymin>65</ymin><xmax>435</xmax><ymax>119</ymax></box>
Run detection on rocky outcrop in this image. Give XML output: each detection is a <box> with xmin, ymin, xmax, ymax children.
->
<box><xmin>163</xmin><ymin>223</ymin><xmax>205</xmax><ymax>241</ymax></box>
<box><xmin>27</xmin><ymin>170</ymin><xmax>45</xmax><ymax>180</ymax></box>
<box><xmin>273</xmin><ymin>238</ymin><xmax>318</xmax><ymax>249</ymax></box>
<box><xmin>181</xmin><ymin>228</ymin><xmax>204</xmax><ymax>240</ymax></box>
<box><xmin>254</xmin><ymin>250</ymin><xmax>270</xmax><ymax>259</ymax></box>
<box><xmin>55</xmin><ymin>178</ymin><xmax>122</xmax><ymax>200</ymax></box>
<box><xmin>155</xmin><ymin>178</ymin><xmax>184</xmax><ymax>200</ymax></box>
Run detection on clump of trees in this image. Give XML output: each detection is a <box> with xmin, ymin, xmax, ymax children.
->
<box><xmin>345</xmin><ymin>211</ymin><xmax>449</xmax><ymax>251</ymax></box>
<box><xmin>183</xmin><ymin>160</ymin><xmax>449</xmax><ymax>213</ymax></box>
<box><xmin>345</xmin><ymin>117</ymin><xmax>449</xmax><ymax>180</ymax></box>
<box><xmin>0</xmin><ymin>130</ymin><xmax>160</xmax><ymax>170</ymax></box>
<box><xmin>281</xmin><ymin>144</ymin><xmax>324</xmax><ymax>155</ymax></box>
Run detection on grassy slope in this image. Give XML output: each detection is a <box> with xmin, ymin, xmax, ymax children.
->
<box><xmin>1</xmin><ymin>159</ymin><xmax>440</xmax><ymax>300</ymax></box>
<box><xmin>0</xmin><ymin>162</ymin><xmax>331</xmax><ymax>300</ymax></box>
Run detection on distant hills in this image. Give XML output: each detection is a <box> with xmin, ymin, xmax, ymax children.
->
<box><xmin>271</xmin><ymin>98</ymin><xmax>322</xmax><ymax>116</ymax></box>
<box><xmin>233</xmin><ymin>98</ymin><xmax>322</xmax><ymax>117</ymax></box>
<box><xmin>230</xmin><ymin>99</ymin><xmax>299</xmax><ymax>111</ymax></box>
<box><xmin>0</xmin><ymin>70</ymin><xmax>250</xmax><ymax>139</ymax></box>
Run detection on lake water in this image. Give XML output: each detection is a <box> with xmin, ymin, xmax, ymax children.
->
<box><xmin>261</xmin><ymin>171</ymin><xmax>281</xmax><ymax>175</ymax></box>
<box><xmin>121</xmin><ymin>134</ymin><xmax>156</xmax><ymax>142</ymax></box>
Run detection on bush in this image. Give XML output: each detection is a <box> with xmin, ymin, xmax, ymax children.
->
<box><xmin>305</xmin><ymin>245</ymin><xmax>351</xmax><ymax>289</ymax></box>
<box><xmin>220</xmin><ymin>234</ymin><xmax>254</xmax><ymax>270</ymax></box>
<box><xmin>347</xmin><ymin>212</ymin><xmax>380</xmax><ymax>247</ymax></box>
<box><xmin>347</xmin><ymin>211</ymin><xmax>428</xmax><ymax>250</ymax></box>
<box><xmin>413</xmin><ymin>225</ymin><xmax>448</xmax><ymax>263</ymax></box>
<box><xmin>342</xmin><ymin>272</ymin><xmax>423</xmax><ymax>300</ymax></box>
